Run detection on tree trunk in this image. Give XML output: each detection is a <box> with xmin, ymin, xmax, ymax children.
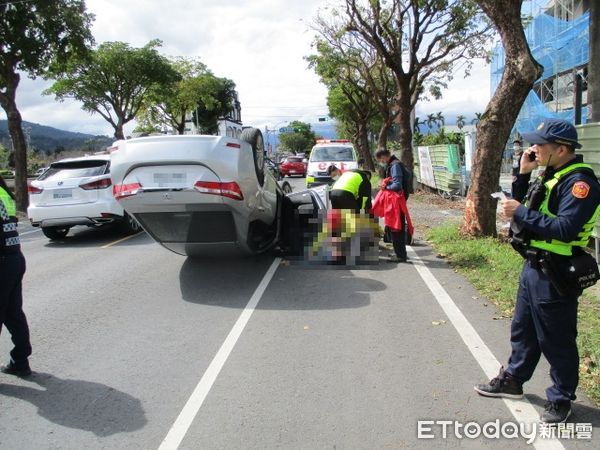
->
<box><xmin>463</xmin><ymin>0</ymin><xmax>543</xmax><ymax>236</ymax></box>
<box><xmin>356</xmin><ymin>121</ymin><xmax>374</xmax><ymax>171</ymax></box>
<box><xmin>396</xmin><ymin>97</ymin><xmax>414</xmax><ymax>170</ymax></box>
<box><xmin>114</xmin><ymin>118</ymin><xmax>125</xmax><ymax>140</ymax></box>
<box><xmin>377</xmin><ymin>119</ymin><xmax>392</xmax><ymax>151</ymax></box>
<box><xmin>0</xmin><ymin>73</ymin><xmax>28</xmax><ymax>212</ymax></box>
<box><xmin>589</xmin><ymin>1</ymin><xmax>600</xmax><ymax>122</ymax></box>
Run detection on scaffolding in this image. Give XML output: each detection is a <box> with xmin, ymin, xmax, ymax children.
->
<box><xmin>490</xmin><ymin>0</ymin><xmax>590</xmax><ymax>138</ymax></box>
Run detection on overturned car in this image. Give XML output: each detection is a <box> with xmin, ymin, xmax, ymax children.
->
<box><xmin>109</xmin><ymin>128</ymin><xmax>326</xmax><ymax>256</ymax></box>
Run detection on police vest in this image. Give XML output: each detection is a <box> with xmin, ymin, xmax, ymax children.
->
<box><xmin>0</xmin><ymin>186</ymin><xmax>20</xmax><ymax>253</ymax></box>
<box><xmin>331</xmin><ymin>171</ymin><xmax>368</xmax><ymax>208</ymax></box>
<box><xmin>529</xmin><ymin>163</ymin><xmax>600</xmax><ymax>256</ymax></box>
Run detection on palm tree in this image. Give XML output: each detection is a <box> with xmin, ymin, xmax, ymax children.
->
<box><xmin>456</xmin><ymin>115</ymin><xmax>466</xmax><ymax>130</ymax></box>
<box><xmin>436</xmin><ymin>111</ymin><xmax>445</xmax><ymax>128</ymax></box>
<box><xmin>471</xmin><ymin>112</ymin><xmax>483</xmax><ymax>125</ymax></box>
<box><xmin>413</xmin><ymin>116</ymin><xmax>423</xmax><ymax>133</ymax></box>
<box><xmin>426</xmin><ymin>113</ymin><xmax>437</xmax><ymax>131</ymax></box>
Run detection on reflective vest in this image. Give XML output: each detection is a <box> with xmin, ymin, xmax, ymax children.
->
<box><xmin>0</xmin><ymin>186</ymin><xmax>20</xmax><ymax>253</ymax></box>
<box><xmin>529</xmin><ymin>163</ymin><xmax>600</xmax><ymax>256</ymax></box>
<box><xmin>331</xmin><ymin>171</ymin><xmax>368</xmax><ymax>208</ymax></box>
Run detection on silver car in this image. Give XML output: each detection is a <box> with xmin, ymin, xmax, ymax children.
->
<box><xmin>110</xmin><ymin>128</ymin><xmax>325</xmax><ymax>256</ymax></box>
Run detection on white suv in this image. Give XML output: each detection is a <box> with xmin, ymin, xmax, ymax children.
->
<box><xmin>27</xmin><ymin>154</ymin><xmax>140</xmax><ymax>240</ymax></box>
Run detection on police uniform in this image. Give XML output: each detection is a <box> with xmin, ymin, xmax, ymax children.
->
<box><xmin>0</xmin><ymin>184</ymin><xmax>32</xmax><ymax>376</ymax></box>
<box><xmin>475</xmin><ymin>119</ymin><xmax>600</xmax><ymax>423</ymax></box>
<box><xmin>329</xmin><ymin>170</ymin><xmax>372</xmax><ymax>212</ymax></box>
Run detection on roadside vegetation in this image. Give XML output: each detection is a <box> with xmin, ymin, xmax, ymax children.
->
<box><xmin>426</xmin><ymin>221</ymin><xmax>600</xmax><ymax>406</ymax></box>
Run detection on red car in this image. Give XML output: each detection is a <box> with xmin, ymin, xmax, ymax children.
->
<box><xmin>279</xmin><ymin>156</ymin><xmax>307</xmax><ymax>177</ymax></box>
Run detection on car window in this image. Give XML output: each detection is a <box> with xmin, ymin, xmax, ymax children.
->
<box><xmin>39</xmin><ymin>160</ymin><xmax>109</xmax><ymax>181</ymax></box>
<box><xmin>310</xmin><ymin>146</ymin><xmax>354</xmax><ymax>162</ymax></box>
<box><xmin>286</xmin><ymin>157</ymin><xmax>303</xmax><ymax>163</ymax></box>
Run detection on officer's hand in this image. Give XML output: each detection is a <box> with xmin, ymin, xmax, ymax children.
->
<box><xmin>519</xmin><ymin>147</ymin><xmax>538</xmax><ymax>174</ymax></box>
<box><xmin>501</xmin><ymin>199</ymin><xmax>521</xmax><ymax>219</ymax></box>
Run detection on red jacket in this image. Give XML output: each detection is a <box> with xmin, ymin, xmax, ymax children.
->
<box><xmin>371</xmin><ymin>178</ymin><xmax>414</xmax><ymax>234</ymax></box>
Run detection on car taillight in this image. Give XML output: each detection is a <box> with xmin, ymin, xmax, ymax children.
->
<box><xmin>28</xmin><ymin>184</ymin><xmax>43</xmax><ymax>194</ymax></box>
<box><xmin>113</xmin><ymin>183</ymin><xmax>142</xmax><ymax>200</ymax></box>
<box><xmin>194</xmin><ymin>181</ymin><xmax>244</xmax><ymax>200</ymax></box>
<box><xmin>80</xmin><ymin>178</ymin><xmax>112</xmax><ymax>190</ymax></box>
<box><xmin>226</xmin><ymin>142</ymin><xmax>241</xmax><ymax>148</ymax></box>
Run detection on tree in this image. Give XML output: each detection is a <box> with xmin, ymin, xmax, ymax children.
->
<box><xmin>0</xmin><ymin>0</ymin><xmax>93</xmax><ymax>211</ymax></box>
<box><xmin>310</xmin><ymin>15</ymin><xmax>399</xmax><ymax>152</ymax></box>
<box><xmin>426</xmin><ymin>113</ymin><xmax>437</xmax><ymax>131</ymax></box>
<box><xmin>471</xmin><ymin>112</ymin><xmax>484</xmax><ymax>124</ymax></box>
<box><xmin>278</xmin><ymin>121</ymin><xmax>316</xmax><ymax>153</ymax></box>
<box><xmin>46</xmin><ymin>40</ymin><xmax>180</xmax><ymax>140</ymax></box>
<box><xmin>344</xmin><ymin>0</ymin><xmax>492</xmax><ymax>169</ymax></box>
<box><xmin>456</xmin><ymin>114</ymin><xmax>466</xmax><ymax>130</ymax></box>
<box><xmin>436</xmin><ymin>111</ymin><xmax>445</xmax><ymax>128</ymax></box>
<box><xmin>462</xmin><ymin>0</ymin><xmax>543</xmax><ymax>236</ymax></box>
<box><xmin>190</xmin><ymin>75</ymin><xmax>237</xmax><ymax>135</ymax></box>
<box><xmin>414</xmin><ymin>116</ymin><xmax>423</xmax><ymax>133</ymax></box>
<box><xmin>307</xmin><ymin>42</ymin><xmax>378</xmax><ymax>169</ymax></box>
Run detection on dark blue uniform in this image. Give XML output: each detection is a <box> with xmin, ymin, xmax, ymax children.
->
<box><xmin>507</xmin><ymin>155</ymin><xmax>600</xmax><ymax>402</ymax></box>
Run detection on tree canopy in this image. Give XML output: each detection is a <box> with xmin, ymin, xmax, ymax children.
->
<box><xmin>278</xmin><ymin>121</ymin><xmax>316</xmax><ymax>153</ymax></box>
<box><xmin>45</xmin><ymin>40</ymin><xmax>180</xmax><ymax>140</ymax></box>
<box><xmin>0</xmin><ymin>0</ymin><xmax>94</xmax><ymax>211</ymax></box>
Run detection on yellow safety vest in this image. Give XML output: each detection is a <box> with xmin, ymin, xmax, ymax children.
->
<box><xmin>529</xmin><ymin>163</ymin><xmax>600</xmax><ymax>256</ymax></box>
<box><xmin>331</xmin><ymin>171</ymin><xmax>369</xmax><ymax>209</ymax></box>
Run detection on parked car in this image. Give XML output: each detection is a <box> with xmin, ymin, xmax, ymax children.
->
<box><xmin>34</xmin><ymin>167</ymin><xmax>48</xmax><ymax>177</ymax></box>
<box><xmin>27</xmin><ymin>155</ymin><xmax>140</xmax><ymax>240</ymax></box>
<box><xmin>280</xmin><ymin>156</ymin><xmax>307</xmax><ymax>178</ymax></box>
<box><xmin>306</xmin><ymin>139</ymin><xmax>359</xmax><ymax>187</ymax></box>
<box><xmin>109</xmin><ymin>128</ymin><xmax>324</xmax><ymax>256</ymax></box>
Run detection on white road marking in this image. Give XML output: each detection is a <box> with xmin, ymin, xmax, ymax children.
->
<box><xmin>407</xmin><ymin>247</ymin><xmax>564</xmax><ymax>450</ymax></box>
<box><xmin>19</xmin><ymin>228</ymin><xmax>42</xmax><ymax>236</ymax></box>
<box><xmin>158</xmin><ymin>257</ymin><xmax>281</xmax><ymax>450</ymax></box>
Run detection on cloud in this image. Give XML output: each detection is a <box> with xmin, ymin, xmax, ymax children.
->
<box><xmin>1</xmin><ymin>0</ymin><xmax>490</xmax><ymax>135</ymax></box>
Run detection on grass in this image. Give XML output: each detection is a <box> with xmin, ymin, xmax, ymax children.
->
<box><xmin>426</xmin><ymin>222</ymin><xmax>600</xmax><ymax>406</ymax></box>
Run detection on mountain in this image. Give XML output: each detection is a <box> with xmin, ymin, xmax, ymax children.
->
<box><xmin>0</xmin><ymin>120</ymin><xmax>113</xmax><ymax>153</ymax></box>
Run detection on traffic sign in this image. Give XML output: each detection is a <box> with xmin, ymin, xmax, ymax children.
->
<box><xmin>279</xmin><ymin>127</ymin><xmax>294</xmax><ymax>133</ymax></box>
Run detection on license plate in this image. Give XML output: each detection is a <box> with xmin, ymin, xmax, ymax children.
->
<box><xmin>153</xmin><ymin>173</ymin><xmax>187</xmax><ymax>187</ymax></box>
<box><xmin>290</xmin><ymin>170</ymin><xmax>298</xmax><ymax>173</ymax></box>
<box><xmin>53</xmin><ymin>189</ymin><xmax>72</xmax><ymax>199</ymax></box>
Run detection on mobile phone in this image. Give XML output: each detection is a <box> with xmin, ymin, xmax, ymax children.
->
<box><xmin>528</xmin><ymin>152</ymin><xmax>536</xmax><ymax>162</ymax></box>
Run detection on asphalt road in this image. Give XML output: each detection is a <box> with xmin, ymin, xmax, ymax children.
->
<box><xmin>1</xmin><ymin>176</ymin><xmax>598</xmax><ymax>449</ymax></box>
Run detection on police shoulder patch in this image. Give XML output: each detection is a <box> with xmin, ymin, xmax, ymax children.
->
<box><xmin>572</xmin><ymin>181</ymin><xmax>590</xmax><ymax>199</ymax></box>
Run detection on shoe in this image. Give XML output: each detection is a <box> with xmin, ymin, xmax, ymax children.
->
<box><xmin>541</xmin><ymin>401</ymin><xmax>571</xmax><ymax>423</ymax></box>
<box><xmin>1</xmin><ymin>360</ymin><xmax>32</xmax><ymax>377</ymax></box>
<box><xmin>388</xmin><ymin>255</ymin><xmax>408</xmax><ymax>263</ymax></box>
<box><xmin>474</xmin><ymin>368</ymin><xmax>523</xmax><ymax>399</ymax></box>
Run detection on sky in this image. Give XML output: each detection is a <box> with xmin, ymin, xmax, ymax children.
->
<box><xmin>5</xmin><ymin>0</ymin><xmax>493</xmax><ymax>137</ymax></box>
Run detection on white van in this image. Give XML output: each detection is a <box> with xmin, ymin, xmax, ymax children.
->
<box><xmin>306</xmin><ymin>140</ymin><xmax>359</xmax><ymax>187</ymax></box>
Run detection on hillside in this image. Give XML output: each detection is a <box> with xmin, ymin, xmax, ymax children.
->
<box><xmin>0</xmin><ymin>120</ymin><xmax>113</xmax><ymax>153</ymax></box>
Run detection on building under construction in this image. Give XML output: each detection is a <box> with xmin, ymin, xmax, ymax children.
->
<box><xmin>491</xmin><ymin>0</ymin><xmax>591</xmax><ymax>138</ymax></box>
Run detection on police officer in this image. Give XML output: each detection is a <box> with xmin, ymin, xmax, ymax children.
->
<box><xmin>474</xmin><ymin>119</ymin><xmax>600</xmax><ymax>423</ymax></box>
<box><xmin>0</xmin><ymin>175</ymin><xmax>32</xmax><ymax>377</ymax></box>
<box><xmin>329</xmin><ymin>169</ymin><xmax>372</xmax><ymax>213</ymax></box>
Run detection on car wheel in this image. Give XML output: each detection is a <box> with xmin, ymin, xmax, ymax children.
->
<box><xmin>281</xmin><ymin>181</ymin><xmax>293</xmax><ymax>194</ymax></box>
<box><xmin>241</xmin><ymin>127</ymin><xmax>265</xmax><ymax>186</ymax></box>
<box><xmin>42</xmin><ymin>226</ymin><xmax>70</xmax><ymax>240</ymax></box>
<box><xmin>121</xmin><ymin>212</ymin><xmax>141</xmax><ymax>234</ymax></box>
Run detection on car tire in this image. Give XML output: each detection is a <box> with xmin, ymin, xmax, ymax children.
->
<box><xmin>281</xmin><ymin>181</ymin><xmax>293</xmax><ymax>194</ymax></box>
<box><xmin>42</xmin><ymin>226</ymin><xmax>70</xmax><ymax>240</ymax></box>
<box><xmin>121</xmin><ymin>212</ymin><xmax>141</xmax><ymax>234</ymax></box>
<box><xmin>241</xmin><ymin>127</ymin><xmax>265</xmax><ymax>187</ymax></box>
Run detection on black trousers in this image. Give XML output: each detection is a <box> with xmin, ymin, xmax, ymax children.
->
<box><xmin>330</xmin><ymin>190</ymin><xmax>360</xmax><ymax>212</ymax></box>
<box><xmin>390</xmin><ymin>217</ymin><xmax>407</xmax><ymax>259</ymax></box>
<box><xmin>0</xmin><ymin>252</ymin><xmax>32</xmax><ymax>364</ymax></box>
<box><xmin>506</xmin><ymin>262</ymin><xmax>579</xmax><ymax>402</ymax></box>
